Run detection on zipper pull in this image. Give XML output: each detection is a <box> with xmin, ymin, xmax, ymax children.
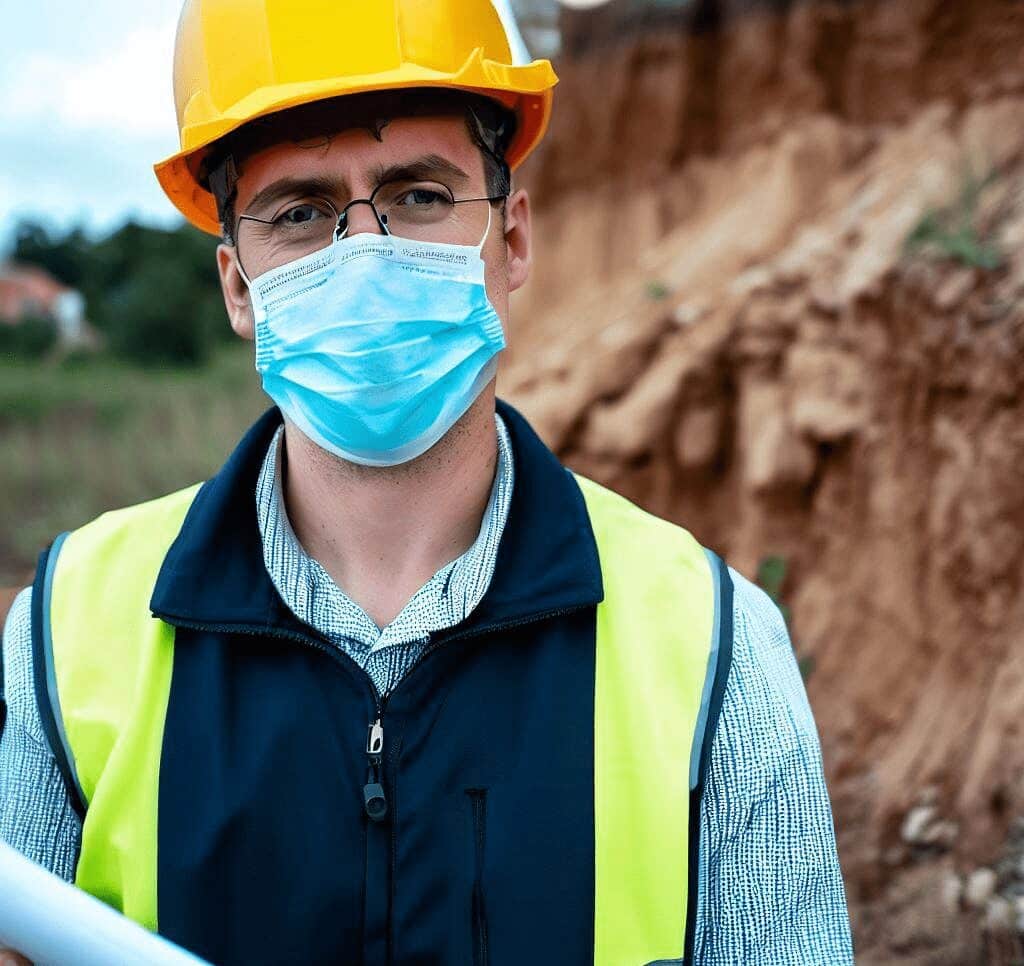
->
<box><xmin>367</xmin><ymin>718</ymin><xmax>384</xmax><ymax>757</ymax></box>
<box><xmin>364</xmin><ymin>717</ymin><xmax>388</xmax><ymax>822</ymax></box>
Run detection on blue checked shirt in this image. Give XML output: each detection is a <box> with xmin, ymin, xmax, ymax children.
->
<box><xmin>0</xmin><ymin>412</ymin><xmax>853</xmax><ymax>963</ymax></box>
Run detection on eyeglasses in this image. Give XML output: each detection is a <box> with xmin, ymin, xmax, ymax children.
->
<box><xmin>236</xmin><ymin>179</ymin><xmax>506</xmax><ymax>280</ymax></box>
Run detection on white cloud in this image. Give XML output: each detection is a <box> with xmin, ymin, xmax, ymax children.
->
<box><xmin>1</xmin><ymin>20</ymin><xmax>179</xmax><ymax>147</ymax></box>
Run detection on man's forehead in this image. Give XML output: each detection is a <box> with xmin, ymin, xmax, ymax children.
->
<box><xmin>234</xmin><ymin>114</ymin><xmax>481</xmax><ymax>209</ymax></box>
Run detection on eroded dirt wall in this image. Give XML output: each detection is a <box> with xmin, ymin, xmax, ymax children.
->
<box><xmin>506</xmin><ymin>2</ymin><xmax>1024</xmax><ymax>960</ymax></box>
<box><xmin>511</xmin><ymin>0</ymin><xmax>1024</xmax><ymax>354</ymax></box>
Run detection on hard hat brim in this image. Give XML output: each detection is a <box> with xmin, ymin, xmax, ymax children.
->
<box><xmin>154</xmin><ymin>54</ymin><xmax>557</xmax><ymax>237</ymax></box>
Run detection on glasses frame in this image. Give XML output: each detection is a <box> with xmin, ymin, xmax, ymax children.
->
<box><xmin>235</xmin><ymin>179</ymin><xmax>508</xmax><ymax>279</ymax></box>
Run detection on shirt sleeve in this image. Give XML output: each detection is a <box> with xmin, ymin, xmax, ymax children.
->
<box><xmin>0</xmin><ymin>586</ymin><xmax>82</xmax><ymax>881</ymax></box>
<box><xmin>692</xmin><ymin>567</ymin><xmax>854</xmax><ymax>965</ymax></box>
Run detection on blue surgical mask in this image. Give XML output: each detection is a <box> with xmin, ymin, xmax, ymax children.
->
<box><xmin>245</xmin><ymin>208</ymin><xmax>506</xmax><ymax>466</ymax></box>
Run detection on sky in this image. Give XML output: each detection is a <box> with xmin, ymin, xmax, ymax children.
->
<box><xmin>0</xmin><ymin>1</ymin><xmax>187</xmax><ymax>249</ymax></box>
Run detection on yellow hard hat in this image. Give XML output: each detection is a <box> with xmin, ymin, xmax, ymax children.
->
<box><xmin>154</xmin><ymin>0</ymin><xmax>559</xmax><ymax>236</ymax></box>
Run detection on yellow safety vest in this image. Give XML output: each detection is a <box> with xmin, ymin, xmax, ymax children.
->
<box><xmin>36</xmin><ymin>471</ymin><xmax>730</xmax><ymax>964</ymax></box>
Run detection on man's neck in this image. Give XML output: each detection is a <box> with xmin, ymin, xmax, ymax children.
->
<box><xmin>280</xmin><ymin>392</ymin><xmax>500</xmax><ymax>630</ymax></box>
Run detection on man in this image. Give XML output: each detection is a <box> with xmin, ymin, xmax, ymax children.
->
<box><xmin>0</xmin><ymin>1</ymin><xmax>854</xmax><ymax>963</ymax></box>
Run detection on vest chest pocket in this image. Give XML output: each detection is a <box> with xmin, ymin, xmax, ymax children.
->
<box><xmin>466</xmin><ymin>788</ymin><xmax>490</xmax><ymax>966</ymax></box>
<box><xmin>450</xmin><ymin>778</ymin><xmax>595</xmax><ymax>966</ymax></box>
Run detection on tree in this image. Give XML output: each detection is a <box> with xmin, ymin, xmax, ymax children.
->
<box><xmin>10</xmin><ymin>218</ymin><xmax>229</xmax><ymax>366</ymax></box>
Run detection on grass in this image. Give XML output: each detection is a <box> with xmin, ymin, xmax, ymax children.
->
<box><xmin>0</xmin><ymin>345</ymin><xmax>272</xmax><ymax>585</ymax></box>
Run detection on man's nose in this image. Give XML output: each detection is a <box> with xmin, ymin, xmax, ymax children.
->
<box><xmin>338</xmin><ymin>198</ymin><xmax>388</xmax><ymax>237</ymax></box>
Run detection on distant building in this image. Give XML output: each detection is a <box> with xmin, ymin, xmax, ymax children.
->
<box><xmin>0</xmin><ymin>262</ymin><xmax>91</xmax><ymax>346</ymax></box>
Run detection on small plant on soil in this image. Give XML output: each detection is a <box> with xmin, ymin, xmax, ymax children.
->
<box><xmin>906</xmin><ymin>163</ymin><xmax>1005</xmax><ymax>271</ymax></box>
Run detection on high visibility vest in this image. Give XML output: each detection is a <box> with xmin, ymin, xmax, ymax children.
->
<box><xmin>31</xmin><ymin>404</ymin><xmax>733</xmax><ymax>966</ymax></box>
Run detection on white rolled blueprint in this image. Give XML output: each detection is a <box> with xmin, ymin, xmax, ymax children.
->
<box><xmin>0</xmin><ymin>840</ymin><xmax>209</xmax><ymax>966</ymax></box>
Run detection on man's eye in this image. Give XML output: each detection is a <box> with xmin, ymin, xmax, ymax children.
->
<box><xmin>396</xmin><ymin>189</ymin><xmax>448</xmax><ymax>207</ymax></box>
<box><xmin>276</xmin><ymin>204</ymin><xmax>329</xmax><ymax>226</ymax></box>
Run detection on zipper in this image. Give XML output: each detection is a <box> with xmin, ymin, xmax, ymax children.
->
<box><xmin>364</xmin><ymin>714</ymin><xmax>387</xmax><ymax>821</ymax></box>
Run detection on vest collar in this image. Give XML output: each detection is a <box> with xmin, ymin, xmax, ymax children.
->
<box><xmin>150</xmin><ymin>400</ymin><xmax>604</xmax><ymax>635</ymax></box>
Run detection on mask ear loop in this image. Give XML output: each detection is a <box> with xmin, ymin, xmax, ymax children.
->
<box><xmin>474</xmin><ymin>203</ymin><xmax>494</xmax><ymax>255</ymax></box>
<box><xmin>237</xmin><ymin>253</ymin><xmax>254</xmax><ymax>289</ymax></box>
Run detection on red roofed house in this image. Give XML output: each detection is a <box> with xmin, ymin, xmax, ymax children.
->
<box><xmin>0</xmin><ymin>262</ymin><xmax>88</xmax><ymax>345</ymax></box>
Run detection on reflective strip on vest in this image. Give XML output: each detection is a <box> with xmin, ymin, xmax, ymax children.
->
<box><xmin>41</xmin><ymin>473</ymin><xmax>723</xmax><ymax>962</ymax></box>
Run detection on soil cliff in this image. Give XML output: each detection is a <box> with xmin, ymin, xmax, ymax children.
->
<box><xmin>508</xmin><ymin>1</ymin><xmax>1024</xmax><ymax>960</ymax></box>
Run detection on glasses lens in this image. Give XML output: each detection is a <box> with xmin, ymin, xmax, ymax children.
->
<box><xmin>375</xmin><ymin>181</ymin><xmax>488</xmax><ymax>245</ymax></box>
<box><xmin>237</xmin><ymin>199</ymin><xmax>337</xmax><ymax>278</ymax></box>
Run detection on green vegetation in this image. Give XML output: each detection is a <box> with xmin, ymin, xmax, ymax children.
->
<box><xmin>0</xmin><ymin>316</ymin><xmax>58</xmax><ymax>360</ymax></box>
<box><xmin>11</xmin><ymin>218</ymin><xmax>228</xmax><ymax>365</ymax></box>
<box><xmin>0</xmin><ymin>346</ymin><xmax>271</xmax><ymax>585</ymax></box>
<box><xmin>1</xmin><ymin>218</ymin><xmax>268</xmax><ymax>583</ymax></box>
<box><xmin>906</xmin><ymin>165</ymin><xmax>1005</xmax><ymax>270</ymax></box>
<box><xmin>756</xmin><ymin>554</ymin><xmax>816</xmax><ymax>682</ymax></box>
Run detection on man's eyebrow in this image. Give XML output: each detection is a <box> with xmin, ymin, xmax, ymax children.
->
<box><xmin>241</xmin><ymin>154</ymin><xmax>473</xmax><ymax>217</ymax></box>
<box><xmin>243</xmin><ymin>175</ymin><xmax>348</xmax><ymax>216</ymax></box>
<box><xmin>369</xmin><ymin>154</ymin><xmax>471</xmax><ymax>190</ymax></box>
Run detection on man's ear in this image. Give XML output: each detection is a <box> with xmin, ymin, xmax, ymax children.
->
<box><xmin>503</xmin><ymin>188</ymin><xmax>531</xmax><ymax>293</ymax></box>
<box><xmin>216</xmin><ymin>243</ymin><xmax>255</xmax><ymax>341</ymax></box>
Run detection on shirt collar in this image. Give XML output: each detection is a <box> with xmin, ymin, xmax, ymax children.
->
<box><xmin>253</xmin><ymin>412</ymin><xmax>516</xmax><ymax>645</ymax></box>
<box><xmin>151</xmin><ymin>401</ymin><xmax>603</xmax><ymax>633</ymax></box>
